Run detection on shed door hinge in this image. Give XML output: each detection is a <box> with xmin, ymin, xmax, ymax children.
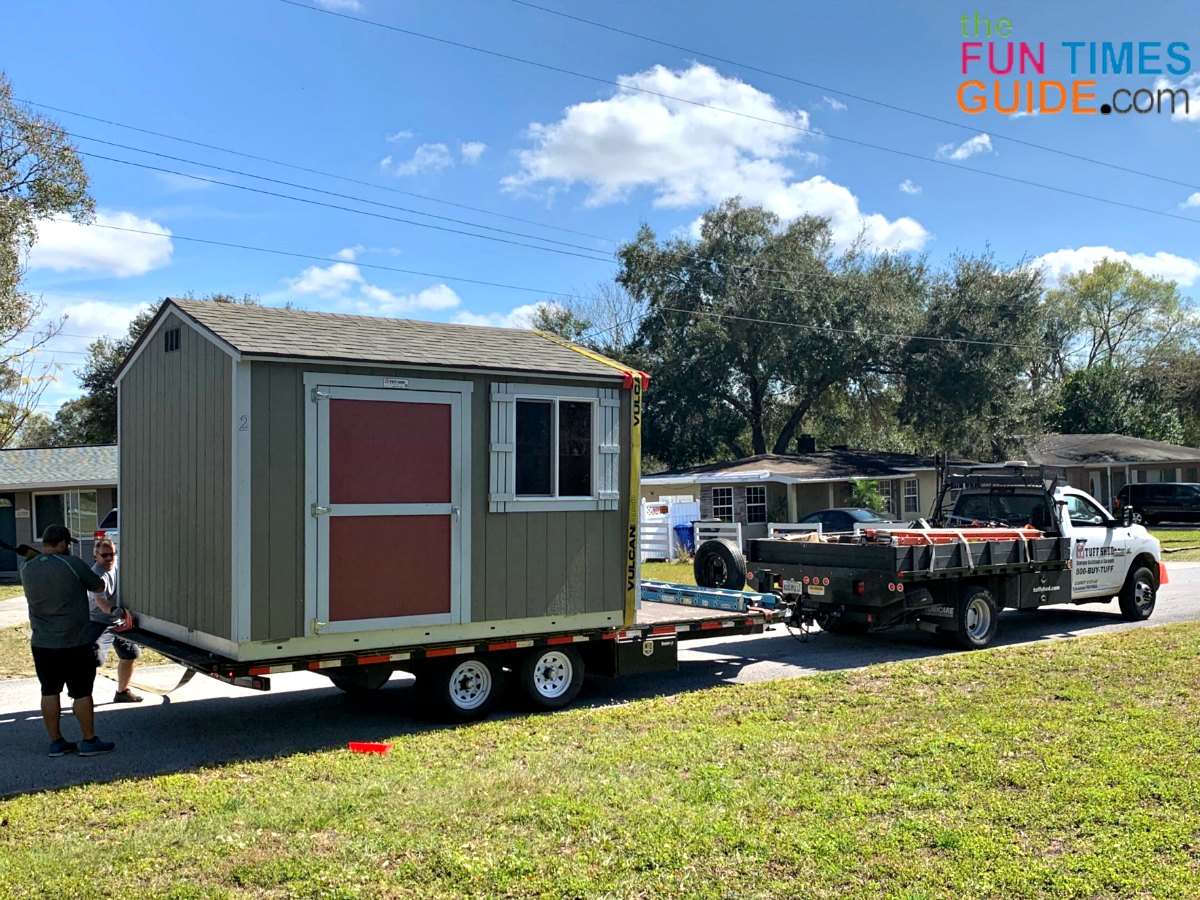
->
<box><xmin>311</xmin><ymin>387</ymin><xmax>330</xmax><ymax>402</ymax></box>
<box><xmin>311</xmin><ymin>504</ymin><xmax>330</xmax><ymax>517</ymax></box>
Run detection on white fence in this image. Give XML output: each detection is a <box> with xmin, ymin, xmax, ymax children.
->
<box><xmin>639</xmin><ymin>521</ymin><xmax>675</xmax><ymax>561</ymax></box>
<box><xmin>767</xmin><ymin>521</ymin><xmax>822</xmax><ymax>537</ymax></box>
<box><xmin>693</xmin><ymin>521</ymin><xmax>743</xmax><ymax>548</ymax></box>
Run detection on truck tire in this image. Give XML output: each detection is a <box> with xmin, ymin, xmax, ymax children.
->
<box><xmin>954</xmin><ymin>586</ymin><xmax>999</xmax><ymax>650</ymax></box>
<box><xmin>518</xmin><ymin>646</ymin><xmax>584</xmax><ymax>710</ymax></box>
<box><xmin>693</xmin><ymin>539</ymin><xmax>746</xmax><ymax>590</ymax></box>
<box><xmin>420</xmin><ymin>657</ymin><xmax>498</xmax><ymax>721</ymax></box>
<box><xmin>816</xmin><ymin>614</ymin><xmax>868</xmax><ymax>636</ymax></box>
<box><xmin>327</xmin><ymin>665</ymin><xmax>393</xmax><ymax>694</ymax></box>
<box><xmin>1118</xmin><ymin>566</ymin><xmax>1157</xmax><ymax>621</ymax></box>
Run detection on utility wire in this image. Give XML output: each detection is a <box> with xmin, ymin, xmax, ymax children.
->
<box><xmin>509</xmin><ymin>0</ymin><xmax>1200</xmax><ymax>194</ymax></box>
<box><xmin>77</xmin><ymin>150</ymin><xmax>616</xmax><ymax>263</ymax></box>
<box><xmin>16</xmin><ymin>97</ymin><xmax>615</xmax><ymax>244</ymax></box>
<box><xmin>277</xmin><ymin>0</ymin><xmax>1200</xmax><ymax>228</ymax></box>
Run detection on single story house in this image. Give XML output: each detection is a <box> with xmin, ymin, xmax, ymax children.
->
<box><xmin>1019</xmin><ymin>433</ymin><xmax>1200</xmax><ymax>509</ymax></box>
<box><xmin>641</xmin><ymin>448</ymin><xmax>954</xmax><ymax>540</ymax></box>
<box><xmin>0</xmin><ymin>444</ymin><xmax>118</xmax><ymax>578</ymax></box>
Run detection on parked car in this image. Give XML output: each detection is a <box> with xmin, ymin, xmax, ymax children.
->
<box><xmin>94</xmin><ymin>507</ymin><xmax>119</xmax><ymax>553</ymax></box>
<box><xmin>1114</xmin><ymin>483</ymin><xmax>1200</xmax><ymax>525</ymax></box>
<box><xmin>795</xmin><ymin>507</ymin><xmax>899</xmax><ymax>533</ymax></box>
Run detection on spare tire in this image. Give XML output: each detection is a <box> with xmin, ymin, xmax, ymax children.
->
<box><xmin>693</xmin><ymin>539</ymin><xmax>747</xmax><ymax>590</ymax></box>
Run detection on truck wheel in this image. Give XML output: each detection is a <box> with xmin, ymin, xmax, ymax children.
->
<box><xmin>327</xmin><ymin>665</ymin><xmax>393</xmax><ymax>694</ymax></box>
<box><xmin>693</xmin><ymin>539</ymin><xmax>746</xmax><ymax>590</ymax></box>
<box><xmin>518</xmin><ymin>646</ymin><xmax>584</xmax><ymax>710</ymax></box>
<box><xmin>816</xmin><ymin>614</ymin><xmax>867</xmax><ymax>636</ymax></box>
<box><xmin>421</xmin><ymin>657</ymin><xmax>498</xmax><ymax>721</ymax></box>
<box><xmin>954</xmin><ymin>587</ymin><xmax>999</xmax><ymax>650</ymax></box>
<box><xmin>1118</xmin><ymin>566</ymin><xmax>1156</xmax><ymax>621</ymax></box>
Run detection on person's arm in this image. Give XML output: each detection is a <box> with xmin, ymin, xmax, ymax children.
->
<box><xmin>90</xmin><ymin>589</ymin><xmax>116</xmax><ymax>614</ymax></box>
<box><xmin>77</xmin><ymin>558</ymin><xmax>106</xmax><ymax>593</ymax></box>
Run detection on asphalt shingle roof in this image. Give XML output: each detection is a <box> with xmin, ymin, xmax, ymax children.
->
<box><xmin>643</xmin><ymin>450</ymin><xmax>965</xmax><ymax>483</ymax></box>
<box><xmin>0</xmin><ymin>445</ymin><xmax>117</xmax><ymax>490</ymax></box>
<box><xmin>1022</xmin><ymin>433</ymin><xmax>1200</xmax><ymax>466</ymax></box>
<box><xmin>169</xmin><ymin>299</ymin><xmax>628</xmax><ymax>380</ymax></box>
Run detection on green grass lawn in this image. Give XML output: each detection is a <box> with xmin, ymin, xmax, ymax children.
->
<box><xmin>0</xmin><ymin>583</ymin><xmax>25</xmax><ymax>602</ymax></box>
<box><xmin>3</xmin><ymin>623</ymin><xmax>1200</xmax><ymax>897</ymax></box>
<box><xmin>641</xmin><ymin>559</ymin><xmax>697</xmax><ymax>585</ymax></box>
<box><xmin>1154</xmin><ymin>529</ymin><xmax>1200</xmax><ymax>562</ymax></box>
<box><xmin>0</xmin><ymin>623</ymin><xmax>169</xmax><ymax>680</ymax></box>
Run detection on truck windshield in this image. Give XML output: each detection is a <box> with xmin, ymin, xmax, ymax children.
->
<box><xmin>949</xmin><ymin>492</ymin><xmax>1054</xmax><ymax>529</ymax></box>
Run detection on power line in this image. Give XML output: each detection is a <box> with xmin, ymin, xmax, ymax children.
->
<box><xmin>78</xmin><ymin>150</ymin><xmax>616</xmax><ymax>263</ymax></box>
<box><xmin>16</xmin><ymin>98</ymin><xmax>615</xmax><ymax>244</ymax></box>
<box><xmin>509</xmin><ymin>0</ymin><xmax>1200</xmax><ymax>194</ymax></box>
<box><xmin>277</xmin><ymin>0</ymin><xmax>1200</xmax><ymax>229</ymax></box>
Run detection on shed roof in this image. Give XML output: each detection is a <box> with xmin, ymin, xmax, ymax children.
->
<box><xmin>160</xmin><ymin>299</ymin><xmax>628</xmax><ymax>380</ymax></box>
<box><xmin>0</xmin><ymin>444</ymin><xmax>118</xmax><ymax>491</ymax></box>
<box><xmin>1021</xmin><ymin>433</ymin><xmax>1200</xmax><ymax>466</ymax></box>
<box><xmin>642</xmin><ymin>449</ymin><xmax>960</xmax><ymax>485</ymax></box>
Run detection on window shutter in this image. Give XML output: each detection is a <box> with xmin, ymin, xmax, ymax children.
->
<box><xmin>490</xmin><ymin>384</ymin><xmax>516</xmax><ymax>512</ymax></box>
<box><xmin>597</xmin><ymin>389</ymin><xmax>621</xmax><ymax>511</ymax></box>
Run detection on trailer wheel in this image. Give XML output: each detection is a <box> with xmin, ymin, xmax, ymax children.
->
<box><xmin>954</xmin><ymin>586</ymin><xmax>999</xmax><ymax>650</ymax></box>
<box><xmin>422</xmin><ymin>657</ymin><xmax>498</xmax><ymax>721</ymax></box>
<box><xmin>518</xmin><ymin>646</ymin><xmax>584</xmax><ymax>710</ymax></box>
<box><xmin>1118</xmin><ymin>566</ymin><xmax>1156</xmax><ymax>621</ymax></box>
<box><xmin>694</xmin><ymin>539</ymin><xmax>746</xmax><ymax>590</ymax></box>
<box><xmin>327</xmin><ymin>665</ymin><xmax>393</xmax><ymax>694</ymax></box>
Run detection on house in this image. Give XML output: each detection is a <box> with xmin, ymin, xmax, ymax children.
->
<box><xmin>1020</xmin><ymin>433</ymin><xmax>1200</xmax><ymax>509</ymax></box>
<box><xmin>114</xmin><ymin>299</ymin><xmax>641</xmax><ymax>660</ymax></box>
<box><xmin>641</xmin><ymin>447</ymin><xmax>952</xmax><ymax>540</ymax></box>
<box><xmin>0</xmin><ymin>444</ymin><xmax>118</xmax><ymax>579</ymax></box>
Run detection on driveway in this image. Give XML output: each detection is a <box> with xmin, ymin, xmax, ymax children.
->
<box><xmin>0</xmin><ymin>597</ymin><xmax>27</xmax><ymax>628</ymax></box>
<box><xmin>1</xmin><ymin>562</ymin><xmax>1197</xmax><ymax>798</ymax></box>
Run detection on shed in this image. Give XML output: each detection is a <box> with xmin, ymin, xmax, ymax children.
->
<box><xmin>116</xmin><ymin>299</ymin><xmax>642</xmax><ymax>662</ymax></box>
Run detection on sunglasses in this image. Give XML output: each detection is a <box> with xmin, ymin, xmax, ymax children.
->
<box><xmin>98</xmin><ymin>552</ymin><xmax>115</xmax><ymax>558</ymax></box>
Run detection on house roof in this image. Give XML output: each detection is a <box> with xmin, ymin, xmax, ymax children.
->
<box><xmin>144</xmin><ymin>299</ymin><xmax>629</xmax><ymax>381</ymax></box>
<box><xmin>0</xmin><ymin>445</ymin><xmax>118</xmax><ymax>491</ymax></box>
<box><xmin>1021</xmin><ymin>433</ymin><xmax>1200</xmax><ymax>466</ymax></box>
<box><xmin>642</xmin><ymin>450</ymin><xmax>958</xmax><ymax>485</ymax></box>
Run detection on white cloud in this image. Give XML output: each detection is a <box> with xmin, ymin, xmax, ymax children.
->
<box><xmin>382</xmin><ymin>142</ymin><xmax>454</xmax><ymax>176</ymax></box>
<box><xmin>504</xmin><ymin>63</ymin><xmax>928</xmax><ymax>252</ymax></box>
<box><xmin>1010</xmin><ymin>109</ymin><xmax>1039</xmax><ymax>119</ymax></box>
<box><xmin>936</xmin><ymin>133</ymin><xmax>993</xmax><ymax>161</ymax></box>
<box><xmin>313</xmin><ymin>0</ymin><xmax>362</xmax><ymax>11</ymax></box>
<box><xmin>822</xmin><ymin>96</ymin><xmax>847</xmax><ymax>111</ymax></box>
<box><xmin>154</xmin><ymin>172</ymin><xmax>213</xmax><ymax>192</ymax></box>
<box><xmin>285</xmin><ymin>258</ymin><xmax>461</xmax><ymax>314</ymax></box>
<box><xmin>453</xmin><ymin>302</ymin><xmax>543</xmax><ymax>329</ymax></box>
<box><xmin>335</xmin><ymin>245</ymin><xmax>364</xmax><ymax>261</ymax></box>
<box><xmin>460</xmin><ymin>141</ymin><xmax>487</xmax><ymax>164</ymax></box>
<box><xmin>1034</xmin><ymin>245</ymin><xmax>1200</xmax><ymax>287</ymax></box>
<box><xmin>29</xmin><ymin>210</ymin><xmax>173</xmax><ymax>277</ymax></box>
<box><xmin>359</xmin><ymin>283</ymin><xmax>461</xmax><ymax>313</ymax></box>
<box><xmin>899</xmin><ymin>179</ymin><xmax>922</xmax><ymax>195</ymax></box>
<box><xmin>289</xmin><ymin>261</ymin><xmax>363</xmax><ymax>298</ymax></box>
<box><xmin>1152</xmin><ymin>74</ymin><xmax>1200</xmax><ymax>123</ymax></box>
<box><xmin>385</xmin><ymin>130</ymin><xmax>414</xmax><ymax>143</ymax></box>
<box><xmin>1180</xmin><ymin>192</ymin><xmax>1200</xmax><ymax>209</ymax></box>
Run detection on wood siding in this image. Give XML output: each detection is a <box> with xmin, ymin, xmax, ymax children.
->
<box><xmin>250</xmin><ymin>362</ymin><xmax>629</xmax><ymax>642</ymax></box>
<box><xmin>119</xmin><ymin>313</ymin><xmax>233</xmax><ymax>638</ymax></box>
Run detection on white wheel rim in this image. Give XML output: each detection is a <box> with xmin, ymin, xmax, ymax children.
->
<box><xmin>531</xmin><ymin>651</ymin><xmax>573</xmax><ymax>699</ymax></box>
<box><xmin>448</xmin><ymin>660</ymin><xmax>492</xmax><ymax>710</ymax></box>
<box><xmin>1135</xmin><ymin>579</ymin><xmax>1154</xmax><ymax>612</ymax></box>
<box><xmin>965</xmin><ymin>597</ymin><xmax>992</xmax><ymax>641</ymax></box>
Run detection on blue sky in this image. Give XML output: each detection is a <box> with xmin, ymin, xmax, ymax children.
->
<box><xmin>5</xmin><ymin>0</ymin><xmax>1200</xmax><ymax>413</ymax></box>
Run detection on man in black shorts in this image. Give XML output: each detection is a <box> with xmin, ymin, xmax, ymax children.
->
<box><xmin>21</xmin><ymin>524</ymin><xmax>115</xmax><ymax>757</ymax></box>
<box><xmin>89</xmin><ymin>537</ymin><xmax>142</xmax><ymax>702</ymax></box>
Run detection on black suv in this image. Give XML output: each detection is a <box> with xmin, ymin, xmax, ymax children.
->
<box><xmin>1114</xmin><ymin>482</ymin><xmax>1200</xmax><ymax>525</ymax></box>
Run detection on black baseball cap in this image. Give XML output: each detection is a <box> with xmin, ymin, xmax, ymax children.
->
<box><xmin>40</xmin><ymin>525</ymin><xmax>77</xmax><ymax>545</ymax></box>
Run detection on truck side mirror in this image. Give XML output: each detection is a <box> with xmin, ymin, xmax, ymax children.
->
<box><xmin>1122</xmin><ymin>506</ymin><xmax>1135</xmax><ymax>527</ymax></box>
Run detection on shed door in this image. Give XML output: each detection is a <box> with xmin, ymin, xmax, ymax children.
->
<box><xmin>315</xmin><ymin>386</ymin><xmax>464</xmax><ymax>630</ymax></box>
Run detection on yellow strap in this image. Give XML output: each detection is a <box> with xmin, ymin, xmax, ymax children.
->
<box><xmin>536</xmin><ymin>331</ymin><xmax>644</xmax><ymax>627</ymax></box>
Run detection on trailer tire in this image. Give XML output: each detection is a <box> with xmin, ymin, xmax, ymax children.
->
<box><xmin>421</xmin><ymin>657</ymin><xmax>498</xmax><ymax>721</ymax></box>
<box><xmin>1118</xmin><ymin>565</ymin><xmax>1156</xmax><ymax>621</ymax></box>
<box><xmin>693</xmin><ymin>539</ymin><xmax>746</xmax><ymax>590</ymax></box>
<box><xmin>327</xmin><ymin>665</ymin><xmax>393</xmax><ymax>694</ymax></box>
<box><xmin>954</xmin><ymin>586</ymin><xmax>999</xmax><ymax>650</ymax></box>
<box><xmin>518</xmin><ymin>646</ymin><xmax>584</xmax><ymax>710</ymax></box>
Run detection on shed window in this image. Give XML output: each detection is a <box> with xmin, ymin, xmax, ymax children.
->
<box><xmin>712</xmin><ymin>487</ymin><xmax>733</xmax><ymax>522</ymax></box>
<box><xmin>514</xmin><ymin>398</ymin><xmax>594</xmax><ymax>498</ymax></box>
<box><xmin>515</xmin><ymin>400</ymin><xmax>553</xmax><ymax>495</ymax></box>
<box><xmin>164</xmin><ymin>327</ymin><xmax>181</xmax><ymax>352</ymax></box>
<box><xmin>746</xmin><ymin>485</ymin><xmax>767</xmax><ymax>523</ymax></box>
<box><xmin>903</xmin><ymin>478</ymin><xmax>920</xmax><ymax>514</ymax></box>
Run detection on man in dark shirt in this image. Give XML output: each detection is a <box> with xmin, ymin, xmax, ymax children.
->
<box><xmin>21</xmin><ymin>524</ymin><xmax>116</xmax><ymax>757</ymax></box>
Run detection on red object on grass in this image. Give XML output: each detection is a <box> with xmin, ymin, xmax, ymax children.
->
<box><xmin>1159</xmin><ymin>562</ymin><xmax>1170</xmax><ymax>586</ymax></box>
<box><xmin>348</xmin><ymin>742</ymin><xmax>391</xmax><ymax>755</ymax></box>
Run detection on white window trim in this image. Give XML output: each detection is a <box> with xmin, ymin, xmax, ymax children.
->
<box><xmin>32</xmin><ymin>489</ymin><xmax>100</xmax><ymax>541</ymax></box>
<box><xmin>745</xmin><ymin>485</ymin><xmax>767</xmax><ymax>523</ymax></box>
<box><xmin>712</xmin><ymin>486</ymin><xmax>734</xmax><ymax>523</ymax></box>
<box><xmin>902</xmin><ymin>478</ymin><xmax>920</xmax><ymax>514</ymax></box>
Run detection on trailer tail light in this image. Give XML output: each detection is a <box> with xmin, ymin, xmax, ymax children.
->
<box><xmin>822</xmin><ymin>576</ymin><xmax>830</xmax><ymax>586</ymax></box>
<box><xmin>896</xmin><ymin>582</ymin><xmax>904</xmax><ymax>593</ymax></box>
<box><xmin>887</xmin><ymin>582</ymin><xmax>896</xmax><ymax>592</ymax></box>
<box><xmin>853</xmin><ymin>580</ymin><xmax>866</xmax><ymax>595</ymax></box>
<box><xmin>802</xmin><ymin>575</ymin><xmax>810</xmax><ymax>585</ymax></box>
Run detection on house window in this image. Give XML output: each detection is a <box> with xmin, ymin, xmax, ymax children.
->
<box><xmin>746</xmin><ymin>485</ymin><xmax>767</xmax><ymax>523</ymax></box>
<box><xmin>33</xmin><ymin>490</ymin><xmax>98</xmax><ymax>541</ymax></box>
<box><xmin>903</xmin><ymin>478</ymin><xmax>920</xmax><ymax>514</ymax></box>
<box><xmin>164</xmin><ymin>327</ymin><xmax>181</xmax><ymax>352</ymax></box>
<box><xmin>712</xmin><ymin>487</ymin><xmax>733</xmax><ymax>522</ymax></box>
<box><xmin>515</xmin><ymin>398</ymin><xmax>594</xmax><ymax>498</ymax></box>
<box><xmin>879</xmin><ymin>480</ymin><xmax>895</xmax><ymax>515</ymax></box>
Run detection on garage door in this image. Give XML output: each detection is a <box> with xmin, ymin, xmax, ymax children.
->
<box><xmin>314</xmin><ymin>385</ymin><xmax>465</xmax><ymax>631</ymax></box>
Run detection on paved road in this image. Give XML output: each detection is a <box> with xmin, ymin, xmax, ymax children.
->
<box><xmin>2</xmin><ymin>562</ymin><xmax>1197</xmax><ymax>798</ymax></box>
<box><xmin>0</xmin><ymin>597</ymin><xmax>27</xmax><ymax>629</ymax></box>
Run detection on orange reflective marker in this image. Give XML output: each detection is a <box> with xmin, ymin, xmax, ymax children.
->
<box><xmin>348</xmin><ymin>742</ymin><xmax>391</xmax><ymax>755</ymax></box>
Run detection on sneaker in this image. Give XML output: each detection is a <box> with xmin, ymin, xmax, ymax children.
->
<box><xmin>78</xmin><ymin>737</ymin><xmax>115</xmax><ymax>757</ymax></box>
<box><xmin>48</xmin><ymin>738</ymin><xmax>78</xmax><ymax>757</ymax></box>
<box><xmin>112</xmin><ymin>689</ymin><xmax>143</xmax><ymax>703</ymax></box>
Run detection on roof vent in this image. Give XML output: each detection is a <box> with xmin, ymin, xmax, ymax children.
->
<box><xmin>164</xmin><ymin>328</ymin><xmax>181</xmax><ymax>352</ymax></box>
